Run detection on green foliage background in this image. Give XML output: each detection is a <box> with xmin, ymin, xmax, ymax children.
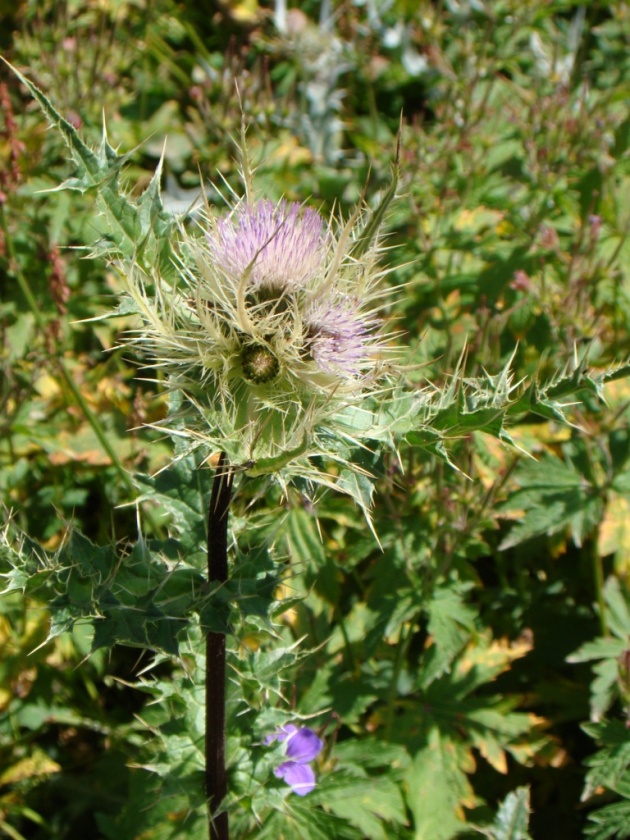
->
<box><xmin>1</xmin><ymin>0</ymin><xmax>630</xmax><ymax>838</ymax></box>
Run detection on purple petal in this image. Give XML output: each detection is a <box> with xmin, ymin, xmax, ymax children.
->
<box><xmin>306</xmin><ymin>298</ymin><xmax>370</xmax><ymax>376</ymax></box>
<box><xmin>263</xmin><ymin>723</ymin><xmax>297</xmax><ymax>745</ymax></box>
<box><xmin>285</xmin><ymin>727</ymin><xmax>324</xmax><ymax>763</ymax></box>
<box><xmin>206</xmin><ymin>201</ymin><xmax>325</xmax><ymax>291</ymax></box>
<box><xmin>274</xmin><ymin>761</ymin><xmax>317</xmax><ymax>796</ymax></box>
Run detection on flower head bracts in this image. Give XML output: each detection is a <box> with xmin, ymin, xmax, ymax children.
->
<box><xmin>188</xmin><ymin>198</ymin><xmax>383</xmax><ymax>393</ymax></box>
<box><xmin>264</xmin><ymin>724</ymin><xmax>324</xmax><ymax>796</ymax></box>
<box><xmin>123</xmin><ymin>181</ymin><xmax>400</xmax><ymax>506</ymax></box>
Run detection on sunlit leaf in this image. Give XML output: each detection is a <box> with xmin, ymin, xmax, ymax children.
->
<box><xmin>490</xmin><ymin>786</ymin><xmax>532</xmax><ymax>840</ymax></box>
<box><xmin>404</xmin><ymin>728</ymin><xmax>475</xmax><ymax>840</ymax></box>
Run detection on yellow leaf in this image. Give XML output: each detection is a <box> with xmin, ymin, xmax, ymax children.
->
<box><xmin>270</xmin><ymin>135</ymin><xmax>313</xmax><ymax>167</ymax></box>
<box><xmin>496</xmin><ymin>219</ymin><xmax>516</xmax><ymax>236</ymax></box>
<box><xmin>509</xmin><ymin>731</ymin><xmax>566</xmax><ymax>768</ymax></box>
<box><xmin>472</xmin><ymin>433</ymin><xmax>510</xmax><ymax>490</ymax></box>
<box><xmin>0</xmin><ymin>750</ymin><xmax>61</xmax><ymax>786</ymax></box>
<box><xmin>47</xmin><ymin>425</ymin><xmax>135</xmax><ymax>466</ymax></box>
<box><xmin>454</xmin><ymin>206</ymin><xmax>503</xmax><ymax>234</ymax></box>
<box><xmin>456</xmin><ymin>631</ymin><xmax>533</xmax><ymax>681</ymax></box>
<box><xmin>602</xmin><ymin>378</ymin><xmax>630</xmax><ymax>410</ymax></box>
<box><xmin>33</xmin><ymin>372</ymin><xmax>62</xmax><ymax>400</ymax></box>
<box><xmin>599</xmin><ymin>492</ymin><xmax>630</xmax><ymax>571</ymax></box>
<box><xmin>217</xmin><ymin>0</ymin><xmax>263</xmax><ymax>24</ymax></box>
<box><xmin>477</xmin><ymin>738</ymin><xmax>508</xmax><ymax>774</ymax></box>
<box><xmin>240</xmin><ymin>635</ymin><xmax>261</xmax><ymax>652</ymax></box>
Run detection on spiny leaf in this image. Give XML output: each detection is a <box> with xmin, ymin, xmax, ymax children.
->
<box><xmin>350</xmin><ymin>133</ymin><xmax>400</xmax><ymax>260</ymax></box>
<box><xmin>1</xmin><ymin>59</ymin><xmax>102</xmax><ymax>181</ymax></box>
<box><xmin>134</xmin><ymin>455</ymin><xmax>210</xmax><ymax>554</ymax></box>
<box><xmin>600</xmin><ymin>361</ymin><xmax>630</xmax><ymax>387</ymax></box>
<box><xmin>399</xmin><ymin>351</ymin><xmax>630</xmax><ymax>472</ymax></box>
<box><xmin>2</xmin><ymin>58</ymin><xmax>175</xmax><ymax>270</ymax></box>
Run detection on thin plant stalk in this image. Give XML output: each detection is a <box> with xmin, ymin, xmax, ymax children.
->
<box><xmin>206</xmin><ymin>452</ymin><xmax>233</xmax><ymax>840</ymax></box>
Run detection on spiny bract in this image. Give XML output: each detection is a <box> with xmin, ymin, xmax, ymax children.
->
<box><xmin>125</xmin><ymin>189</ymin><xmax>399</xmax><ymax>494</ymax></box>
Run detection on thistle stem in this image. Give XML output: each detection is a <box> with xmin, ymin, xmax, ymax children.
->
<box><xmin>206</xmin><ymin>452</ymin><xmax>233</xmax><ymax>840</ymax></box>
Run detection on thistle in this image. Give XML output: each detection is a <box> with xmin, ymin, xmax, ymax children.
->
<box><xmin>1</xmin><ymin>60</ymin><xmax>400</xmax><ymax>509</ymax></box>
<box><xmin>126</xmin><ymin>182</ymin><xmax>399</xmax><ymax>504</ymax></box>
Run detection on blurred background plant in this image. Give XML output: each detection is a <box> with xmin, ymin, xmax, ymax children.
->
<box><xmin>1</xmin><ymin>0</ymin><xmax>629</xmax><ymax>838</ymax></box>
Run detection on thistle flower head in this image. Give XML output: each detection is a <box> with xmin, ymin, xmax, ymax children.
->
<box><xmin>206</xmin><ymin>199</ymin><xmax>325</xmax><ymax>292</ymax></box>
<box><xmin>305</xmin><ymin>296</ymin><xmax>371</xmax><ymax>377</ymax></box>
<box><xmin>187</xmin><ymin>197</ymin><xmax>389</xmax><ymax>388</ymax></box>
<box><xmin>125</xmin><ymin>179</ymin><xmax>399</xmax><ymax>504</ymax></box>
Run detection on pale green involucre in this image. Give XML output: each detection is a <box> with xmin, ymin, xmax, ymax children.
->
<box><xmin>126</xmin><ymin>192</ymin><xmax>399</xmax><ymax>503</ymax></box>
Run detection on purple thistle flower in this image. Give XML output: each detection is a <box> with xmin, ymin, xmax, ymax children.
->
<box><xmin>306</xmin><ymin>298</ymin><xmax>370</xmax><ymax>377</ymax></box>
<box><xmin>206</xmin><ymin>200</ymin><xmax>325</xmax><ymax>291</ymax></box>
<box><xmin>264</xmin><ymin>724</ymin><xmax>324</xmax><ymax>796</ymax></box>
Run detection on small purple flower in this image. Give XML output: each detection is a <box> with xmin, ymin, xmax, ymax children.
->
<box><xmin>207</xmin><ymin>200</ymin><xmax>325</xmax><ymax>291</ymax></box>
<box><xmin>306</xmin><ymin>298</ymin><xmax>370</xmax><ymax>377</ymax></box>
<box><xmin>264</xmin><ymin>724</ymin><xmax>324</xmax><ymax>796</ymax></box>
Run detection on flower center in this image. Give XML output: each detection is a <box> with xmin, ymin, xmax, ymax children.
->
<box><xmin>241</xmin><ymin>343</ymin><xmax>280</xmax><ymax>384</ymax></box>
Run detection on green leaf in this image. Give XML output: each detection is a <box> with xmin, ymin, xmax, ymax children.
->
<box><xmin>499</xmin><ymin>455</ymin><xmax>603</xmax><ymax>549</ymax></box>
<box><xmin>96</xmin><ymin>765</ymin><xmax>208</xmax><ymax>840</ymax></box>
<box><xmin>2</xmin><ymin>523</ymin><xmax>209</xmax><ymax>654</ymax></box>
<box><xmin>350</xmin><ymin>143</ymin><xmax>400</xmax><ymax>261</ymax></box>
<box><xmin>582</xmin><ymin>720</ymin><xmax>630</xmax><ymax>801</ymax></box>
<box><xmin>400</xmin><ymin>352</ymin><xmax>629</xmax><ymax>474</ymax></box>
<box><xmin>602</xmin><ymin>577</ymin><xmax>630</xmax><ymax>641</ymax></box>
<box><xmin>256</xmin><ymin>799</ymin><xmax>359</xmax><ymax>839</ymax></box>
<box><xmin>585</xmin><ymin>799</ymin><xmax>630</xmax><ymax>840</ymax></box>
<box><xmin>2</xmin><ymin>58</ymin><xmax>175</xmax><ymax>271</ymax></box>
<box><xmin>319</xmin><ymin>774</ymin><xmax>407</xmax><ymax>840</ymax></box>
<box><xmin>568</xmin><ymin>638</ymin><xmax>628</xmax><ymax>664</ymax></box>
<box><xmin>419</xmin><ymin>584</ymin><xmax>478</xmax><ymax>687</ymax></box>
<box><xmin>284</xmin><ymin>507</ymin><xmax>340</xmax><ymax>607</ymax></box>
<box><xmin>568</xmin><ymin>578</ymin><xmax>630</xmax><ymax>719</ymax></box>
<box><xmin>488</xmin><ymin>787</ymin><xmax>532</xmax><ymax>840</ymax></box>
<box><xmin>336</xmin><ymin>468</ymin><xmax>376</xmax><ymax>517</ymax></box>
<box><xmin>285</xmin><ymin>508</ymin><xmax>326</xmax><ymax>567</ymax></box>
<box><xmin>134</xmin><ymin>455</ymin><xmax>210</xmax><ymax>554</ymax></box>
<box><xmin>591</xmin><ymin>659</ymin><xmax>621</xmax><ymax>723</ymax></box>
<box><xmin>404</xmin><ymin>729</ymin><xmax>473</xmax><ymax>840</ymax></box>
